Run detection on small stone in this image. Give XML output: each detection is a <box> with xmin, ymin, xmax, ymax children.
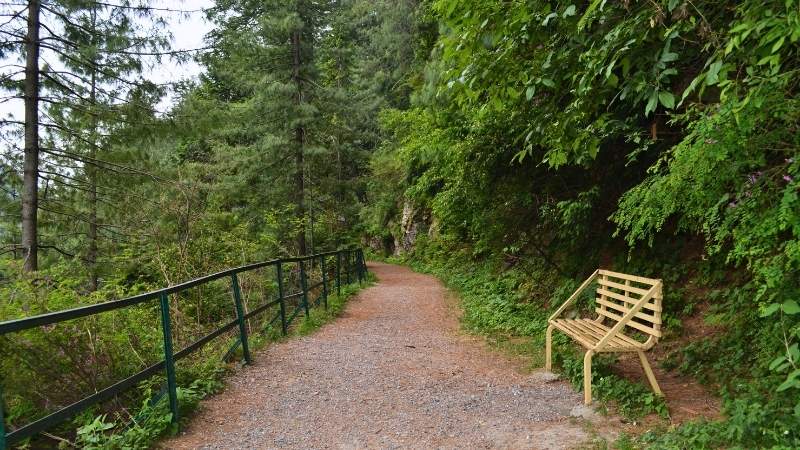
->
<box><xmin>530</xmin><ymin>371</ymin><xmax>560</xmax><ymax>383</ymax></box>
<box><xmin>570</xmin><ymin>404</ymin><xmax>599</xmax><ymax>420</ymax></box>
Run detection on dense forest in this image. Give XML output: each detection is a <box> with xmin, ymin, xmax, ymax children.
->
<box><xmin>1</xmin><ymin>0</ymin><xmax>799</xmax><ymax>448</ymax></box>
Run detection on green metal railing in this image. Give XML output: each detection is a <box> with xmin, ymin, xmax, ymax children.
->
<box><xmin>0</xmin><ymin>248</ymin><xmax>368</xmax><ymax>449</ymax></box>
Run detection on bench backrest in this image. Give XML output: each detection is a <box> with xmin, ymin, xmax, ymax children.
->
<box><xmin>595</xmin><ymin>269</ymin><xmax>663</xmax><ymax>344</ymax></box>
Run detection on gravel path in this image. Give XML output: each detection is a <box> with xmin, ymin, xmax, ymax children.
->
<box><xmin>163</xmin><ymin>262</ymin><xmax>589</xmax><ymax>449</ymax></box>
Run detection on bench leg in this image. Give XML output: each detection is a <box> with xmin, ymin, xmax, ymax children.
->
<box><xmin>583</xmin><ymin>350</ymin><xmax>595</xmax><ymax>405</ymax></box>
<box><xmin>637</xmin><ymin>350</ymin><xmax>663</xmax><ymax>396</ymax></box>
<box><xmin>545</xmin><ymin>325</ymin><xmax>554</xmax><ymax>371</ymax></box>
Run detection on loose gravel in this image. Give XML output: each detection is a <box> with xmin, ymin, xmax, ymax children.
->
<box><xmin>163</xmin><ymin>262</ymin><xmax>589</xmax><ymax>449</ymax></box>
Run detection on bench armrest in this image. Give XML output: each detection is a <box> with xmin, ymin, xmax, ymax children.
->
<box><xmin>548</xmin><ymin>269</ymin><xmax>599</xmax><ymax>322</ymax></box>
<box><xmin>593</xmin><ymin>283</ymin><xmax>659</xmax><ymax>351</ymax></box>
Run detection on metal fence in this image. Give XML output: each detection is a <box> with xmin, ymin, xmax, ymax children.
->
<box><xmin>0</xmin><ymin>248</ymin><xmax>368</xmax><ymax>449</ymax></box>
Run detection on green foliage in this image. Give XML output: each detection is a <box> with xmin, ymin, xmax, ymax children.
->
<box><xmin>363</xmin><ymin>0</ymin><xmax>800</xmax><ymax>446</ymax></box>
<box><xmin>73</xmin><ymin>376</ymin><xmax>223</xmax><ymax>450</ymax></box>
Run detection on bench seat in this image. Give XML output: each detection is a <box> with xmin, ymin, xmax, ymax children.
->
<box><xmin>545</xmin><ymin>269</ymin><xmax>665</xmax><ymax>405</ymax></box>
<box><xmin>550</xmin><ymin>318</ymin><xmax>644</xmax><ymax>352</ymax></box>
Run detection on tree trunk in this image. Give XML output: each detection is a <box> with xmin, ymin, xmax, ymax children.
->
<box><xmin>292</xmin><ymin>29</ymin><xmax>307</xmax><ymax>255</ymax></box>
<box><xmin>87</xmin><ymin>8</ymin><xmax>98</xmax><ymax>290</ymax></box>
<box><xmin>21</xmin><ymin>0</ymin><xmax>40</xmax><ymax>272</ymax></box>
<box><xmin>87</xmin><ymin>72</ymin><xmax>98</xmax><ymax>290</ymax></box>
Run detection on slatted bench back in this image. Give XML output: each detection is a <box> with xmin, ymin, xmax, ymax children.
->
<box><xmin>595</xmin><ymin>269</ymin><xmax>663</xmax><ymax>341</ymax></box>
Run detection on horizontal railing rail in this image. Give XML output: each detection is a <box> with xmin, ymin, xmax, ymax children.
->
<box><xmin>0</xmin><ymin>247</ymin><xmax>368</xmax><ymax>449</ymax></box>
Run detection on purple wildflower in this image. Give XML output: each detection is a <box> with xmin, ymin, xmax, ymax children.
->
<box><xmin>784</xmin><ymin>175</ymin><xmax>793</xmax><ymax>182</ymax></box>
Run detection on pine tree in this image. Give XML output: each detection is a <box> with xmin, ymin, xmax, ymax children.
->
<box><xmin>21</xmin><ymin>0</ymin><xmax>41</xmax><ymax>271</ymax></box>
<box><xmin>1</xmin><ymin>0</ymin><xmax>174</xmax><ymax>279</ymax></box>
<box><xmin>204</xmin><ymin>0</ymin><xmax>330</xmax><ymax>255</ymax></box>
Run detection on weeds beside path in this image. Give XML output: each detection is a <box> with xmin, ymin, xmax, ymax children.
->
<box><xmin>163</xmin><ymin>262</ymin><xmax>597</xmax><ymax>449</ymax></box>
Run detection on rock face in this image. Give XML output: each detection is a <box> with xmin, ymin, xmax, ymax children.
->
<box><xmin>394</xmin><ymin>200</ymin><xmax>430</xmax><ymax>255</ymax></box>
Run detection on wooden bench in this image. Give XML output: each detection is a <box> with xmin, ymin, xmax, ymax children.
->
<box><xmin>545</xmin><ymin>269</ymin><xmax>664</xmax><ymax>405</ymax></box>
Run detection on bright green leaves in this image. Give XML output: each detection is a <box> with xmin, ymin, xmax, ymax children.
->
<box><xmin>578</xmin><ymin>0</ymin><xmax>608</xmax><ymax>30</ymax></box>
<box><xmin>762</xmin><ymin>302</ymin><xmax>782</xmax><ymax>317</ymax></box>
<box><xmin>680</xmin><ymin>58</ymin><xmax>729</xmax><ymax>106</ymax></box>
<box><xmin>640</xmin><ymin>30</ymin><xmax>681</xmax><ymax>116</ymax></box>
<box><xmin>658</xmin><ymin>91</ymin><xmax>675</xmax><ymax>109</ymax></box>
<box><xmin>762</xmin><ymin>300</ymin><xmax>800</xmax><ymax>317</ymax></box>
<box><xmin>525</xmin><ymin>86</ymin><xmax>536</xmax><ymax>100</ymax></box>
<box><xmin>769</xmin><ymin>341</ymin><xmax>800</xmax><ymax>394</ymax></box>
<box><xmin>706</xmin><ymin>60</ymin><xmax>723</xmax><ymax>85</ymax></box>
<box><xmin>784</xmin><ymin>300</ymin><xmax>800</xmax><ymax>315</ymax></box>
<box><xmin>537</xmin><ymin>3</ymin><xmax>577</xmax><ymax>26</ymax></box>
<box><xmin>645</xmin><ymin>89</ymin><xmax>676</xmax><ymax>116</ymax></box>
<box><xmin>645</xmin><ymin>90</ymin><xmax>659</xmax><ymax>116</ymax></box>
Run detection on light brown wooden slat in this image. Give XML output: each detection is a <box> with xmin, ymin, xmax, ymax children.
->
<box><xmin>558</xmin><ymin>320</ymin><xmax>600</xmax><ymax>345</ymax></box>
<box><xmin>599</xmin><ymin>269</ymin><xmax>661</xmax><ymax>286</ymax></box>
<box><xmin>569</xmin><ymin>319</ymin><xmax>636</xmax><ymax>350</ymax></box>
<box><xmin>576</xmin><ymin>319</ymin><xmax>643</xmax><ymax>348</ymax></box>
<box><xmin>596</xmin><ymin>309</ymin><xmax>662</xmax><ymax>337</ymax></box>
<box><xmin>566</xmin><ymin>319</ymin><xmax>608</xmax><ymax>343</ymax></box>
<box><xmin>595</xmin><ymin>299</ymin><xmax>661</xmax><ymax>324</ymax></box>
<box><xmin>552</xmin><ymin>320</ymin><xmax>595</xmax><ymax>349</ymax></box>
<box><xmin>597</xmin><ymin>288</ymin><xmax>661</xmax><ymax>311</ymax></box>
<box><xmin>597</xmin><ymin>274</ymin><xmax>609</xmax><ymax>322</ymax></box>
<box><xmin>599</xmin><ymin>278</ymin><xmax>652</xmax><ymax>296</ymax></box>
<box><xmin>553</xmin><ymin>319</ymin><xmax>589</xmax><ymax>340</ymax></box>
<box><xmin>552</xmin><ymin>319</ymin><xmax>643</xmax><ymax>351</ymax></box>
<box><xmin>554</xmin><ymin>320</ymin><xmax>610</xmax><ymax>349</ymax></box>
<box><xmin>578</xmin><ymin>319</ymin><xmax>642</xmax><ymax>348</ymax></box>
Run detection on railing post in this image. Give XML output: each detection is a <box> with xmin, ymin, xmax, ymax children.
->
<box><xmin>159</xmin><ymin>293</ymin><xmax>179</xmax><ymax>425</ymax></box>
<box><xmin>359</xmin><ymin>249</ymin><xmax>368</xmax><ymax>277</ymax></box>
<box><xmin>299</xmin><ymin>260</ymin><xmax>310</xmax><ymax>318</ymax></box>
<box><xmin>231</xmin><ymin>273</ymin><xmax>252</xmax><ymax>365</ymax></box>
<box><xmin>335</xmin><ymin>251</ymin><xmax>342</xmax><ymax>295</ymax></box>
<box><xmin>356</xmin><ymin>250</ymin><xmax>364</xmax><ymax>283</ymax></box>
<box><xmin>345</xmin><ymin>250</ymin><xmax>351</xmax><ymax>285</ymax></box>
<box><xmin>1</xmin><ymin>382</ymin><xmax>7</xmax><ymax>450</ymax></box>
<box><xmin>320</xmin><ymin>255</ymin><xmax>329</xmax><ymax>310</ymax></box>
<box><xmin>352</xmin><ymin>250</ymin><xmax>357</xmax><ymax>283</ymax></box>
<box><xmin>276</xmin><ymin>261</ymin><xmax>287</xmax><ymax>336</ymax></box>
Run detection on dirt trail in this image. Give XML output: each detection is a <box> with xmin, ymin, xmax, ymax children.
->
<box><xmin>163</xmin><ymin>262</ymin><xmax>592</xmax><ymax>449</ymax></box>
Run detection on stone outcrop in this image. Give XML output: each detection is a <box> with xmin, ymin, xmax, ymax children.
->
<box><xmin>394</xmin><ymin>200</ymin><xmax>430</xmax><ymax>255</ymax></box>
